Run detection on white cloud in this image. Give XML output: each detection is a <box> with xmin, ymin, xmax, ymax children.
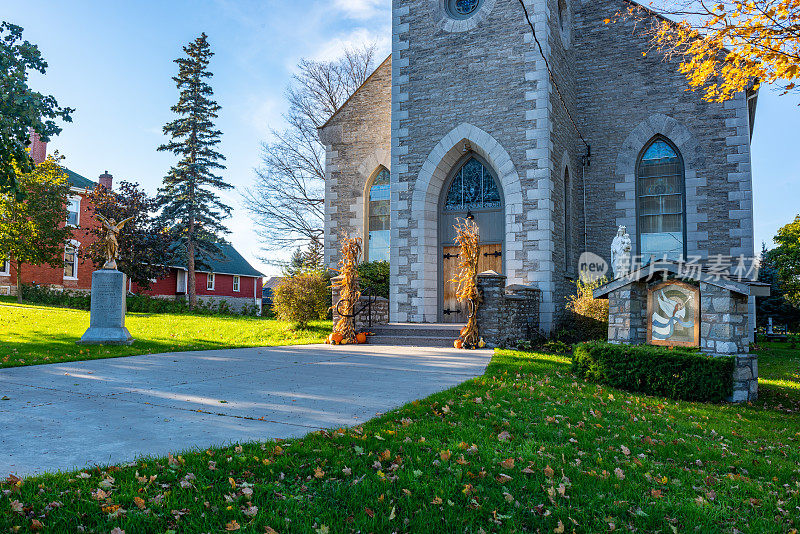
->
<box><xmin>333</xmin><ymin>0</ymin><xmax>390</xmax><ymax>20</ymax></box>
<box><xmin>311</xmin><ymin>27</ymin><xmax>391</xmax><ymax>63</ymax></box>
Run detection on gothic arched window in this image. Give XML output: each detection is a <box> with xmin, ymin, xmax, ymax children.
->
<box><xmin>636</xmin><ymin>137</ymin><xmax>686</xmax><ymax>260</ymax></box>
<box><xmin>367</xmin><ymin>167</ymin><xmax>390</xmax><ymax>263</ymax></box>
<box><xmin>443</xmin><ymin>157</ymin><xmax>501</xmax><ymax>212</ymax></box>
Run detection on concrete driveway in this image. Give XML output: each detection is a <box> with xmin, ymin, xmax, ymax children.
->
<box><xmin>0</xmin><ymin>344</ymin><xmax>492</xmax><ymax>477</ymax></box>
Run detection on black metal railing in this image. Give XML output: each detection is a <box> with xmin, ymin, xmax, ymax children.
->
<box><xmin>335</xmin><ymin>286</ymin><xmax>381</xmax><ymax>329</ymax></box>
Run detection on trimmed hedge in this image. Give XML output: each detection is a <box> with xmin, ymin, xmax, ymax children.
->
<box><xmin>20</xmin><ymin>284</ymin><xmax>260</xmax><ymax>316</ymax></box>
<box><xmin>572</xmin><ymin>341</ymin><xmax>734</xmax><ymax>403</ymax></box>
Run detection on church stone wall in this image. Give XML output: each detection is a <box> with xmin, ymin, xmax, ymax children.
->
<box><xmin>319</xmin><ymin>57</ymin><xmax>392</xmax><ymax>270</ymax></box>
<box><xmin>572</xmin><ymin>0</ymin><xmax>755</xmax><ymax>270</ymax></box>
<box><xmin>392</xmin><ymin>0</ymin><xmax>556</xmax><ymax>326</ymax></box>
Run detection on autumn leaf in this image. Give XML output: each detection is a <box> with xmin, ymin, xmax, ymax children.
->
<box><xmin>9</xmin><ymin>500</ymin><xmax>23</xmax><ymax>513</ymax></box>
<box><xmin>133</xmin><ymin>496</ymin><xmax>146</xmax><ymax>510</ymax></box>
<box><xmin>614</xmin><ymin>467</ymin><xmax>625</xmax><ymax>480</ymax></box>
<box><xmin>497</xmin><ymin>430</ymin><xmax>512</xmax><ymax>441</ymax></box>
<box><xmin>554</xmin><ymin>520</ymin><xmax>565</xmax><ymax>533</ymax></box>
<box><xmin>265</xmin><ymin>528</ymin><xmax>280</xmax><ymax>534</ymax></box>
<box><xmin>544</xmin><ymin>465</ymin><xmax>555</xmax><ymax>478</ymax></box>
<box><xmin>109</xmin><ymin>529</ymin><xmax>124</xmax><ymax>534</ymax></box>
<box><xmin>243</xmin><ymin>505</ymin><xmax>258</xmax><ymax>517</ymax></box>
<box><xmin>496</xmin><ymin>473</ymin><xmax>513</xmax><ymax>483</ymax></box>
<box><xmin>620</xmin><ymin>445</ymin><xmax>631</xmax><ymax>456</ymax></box>
<box><xmin>364</xmin><ymin>507</ymin><xmax>375</xmax><ymax>518</ymax></box>
<box><xmin>314</xmin><ymin>467</ymin><xmax>325</xmax><ymax>479</ymax></box>
<box><xmin>440</xmin><ymin>450</ymin><xmax>452</xmax><ymax>461</ymax></box>
<box><xmin>226</xmin><ymin>520</ymin><xmax>241</xmax><ymax>531</ymax></box>
<box><xmin>342</xmin><ymin>466</ymin><xmax>352</xmax><ymax>476</ymax></box>
<box><xmin>500</xmin><ymin>458</ymin><xmax>515</xmax><ymax>469</ymax></box>
<box><xmin>30</xmin><ymin>519</ymin><xmax>43</xmax><ymax>531</ymax></box>
<box><xmin>431</xmin><ymin>496</ymin><xmax>443</xmax><ymax>505</ymax></box>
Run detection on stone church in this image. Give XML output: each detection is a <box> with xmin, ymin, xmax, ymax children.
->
<box><xmin>319</xmin><ymin>0</ymin><xmax>757</xmax><ymax>333</ymax></box>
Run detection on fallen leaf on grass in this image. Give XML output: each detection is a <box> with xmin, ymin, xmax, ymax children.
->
<box><xmin>440</xmin><ymin>450</ymin><xmax>451</xmax><ymax>461</ymax></box>
<box><xmin>314</xmin><ymin>467</ymin><xmax>325</xmax><ymax>479</ymax></box>
<box><xmin>554</xmin><ymin>520</ymin><xmax>565</xmax><ymax>533</ymax></box>
<box><xmin>498</xmin><ymin>431</ymin><xmax>512</xmax><ymax>441</ymax></box>
<box><xmin>133</xmin><ymin>496</ymin><xmax>146</xmax><ymax>510</ymax></box>
<box><xmin>9</xmin><ymin>500</ymin><xmax>23</xmax><ymax>513</ymax></box>
<box><xmin>226</xmin><ymin>520</ymin><xmax>241</xmax><ymax>531</ymax></box>
<box><xmin>496</xmin><ymin>474</ymin><xmax>513</xmax><ymax>483</ymax></box>
<box><xmin>621</xmin><ymin>445</ymin><xmax>631</xmax><ymax>456</ymax></box>
<box><xmin>544</xmin><ymin>465</ymin><xmax>554</xmax><ymax>478</ymax></box>
<box><xmin>364</xmin><ymin>507</ymin><xmax>375</xmax><ymax>518</ymax></box>
<box><xmin>243</xmin><ymin>505</ymin><xmax>258</xmax><ymax>517</ymax></box>
<box><xmin>614</xmin><ymin>468</ymin><xmax>625</xmax><ymax>480</ymax></box>
<box><xmin>500</xmin><ymin>458</ymin><xmax>515</xmax><ymax>469</ymax></box>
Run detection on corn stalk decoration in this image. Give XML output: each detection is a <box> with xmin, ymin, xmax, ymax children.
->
<box><xmin>453</xmin><ymin>218</ymin><xmax>482</xmax><ymax>348</ymax></box>
<box><xmin>331</xmin><ymin>236</ymin><xmax>362</xmax><ymax>344</ymax></box>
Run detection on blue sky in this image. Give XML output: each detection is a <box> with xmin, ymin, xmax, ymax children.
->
<box><xmin>4</xmin><ymin>0</ymin><xmax>797</xmax><ymax>276</ymax></box>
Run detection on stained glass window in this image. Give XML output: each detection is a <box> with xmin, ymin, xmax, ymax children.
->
<box><xmin>368</xmin><ymin>168</ymin><xmax>390</xmax><ymax>263</ymax></box>
<box><xmin>447</xmin><ymin>0</ymin><xmax>481</xmax><ymax>18</ymax></box>
<box><xmin>637</xmin><ymin>138</ymin><xmax>685</xmax><ymax>260</ymax></box>
<box><xmin>443</xmin><ymin>158</ymin><xmax>501</xmax><ymax>212</ymax></box>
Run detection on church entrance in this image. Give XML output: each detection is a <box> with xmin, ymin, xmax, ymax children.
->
<box><xmin>438</xmin><ymin>154</ymin><xmax>505</xmax><ymax>324</ymax></box>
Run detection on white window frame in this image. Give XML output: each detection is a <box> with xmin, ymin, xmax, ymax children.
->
<box><xmin>206</xmin><ymin>272</ymin><xmax>215</xmax><ymax>291</ymax></box>
<box><xmin>0</xmin><ymin>258</ymin><xmax>10</xmax><ymax>276</ymax></box>
<box><xmin>63</xmin><ymin>240</ymin><xmax>80</xmax><ymax>280</ymax></box>
<box><xmin>66</xmin><ymin>196</ymin><xmax>81</xmax><ymax>227</ymax></box>
<box><xmin>232</xmin><ymin>275</ymin><xmax>240</xmax><ymax>292</ymax></box>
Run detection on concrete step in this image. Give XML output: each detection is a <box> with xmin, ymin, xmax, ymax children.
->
<box><xmin>365</xmin><ymin>335</ymin><xmax>457</xmax><ymax>348</ymax></box>
<box><xmin>360</xmin><ymin>323</ymin><xmax>464</xmax><ymax>348</ymax></box>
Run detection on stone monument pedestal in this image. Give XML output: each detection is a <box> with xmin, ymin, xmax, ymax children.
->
<box><xmin>78</xmin><ymin>269</ymin><xmax>134</xmax><ymax>345</ymax></box>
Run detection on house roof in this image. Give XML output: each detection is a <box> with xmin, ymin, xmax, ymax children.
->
<box><xmin>593</xmin><ymin>259</ymin><xmax>770</xmax><ymax>299</ymax></box>
<box><xmin>263</xmin><ymin>276</ymin><xmax>283</xmax><ymax>289</ymax></box>
<box><xmin>171</xmin><ymin>242</ymin><xmax>264</xmax><ymax>278</ymax></box>
<box><xmin>62</xmin><ymin>167</ymin><xmax>96</xmax><ymax>190</ymax></box>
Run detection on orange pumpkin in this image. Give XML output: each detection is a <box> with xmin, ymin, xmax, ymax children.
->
<box><xmin>454</xmin><ymin>339</ymin><xmax>464</xmax><ymax>349</ymax></box>
<box><xmin>331</xmin><ymin>332</ymin><xmax>344</xmax><ymax>345</ymax></box>
<box><xmin>356</xmin><ymin>332</ymin><xmax>367</xmax><ymax>344</ymax></box>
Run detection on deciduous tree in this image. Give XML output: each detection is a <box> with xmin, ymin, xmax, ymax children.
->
<box><xmin>0</xmin><ymin>156</ymin><xmax>72</xmax><ymax>302</ymax></box>
<box><xmin>243</xmin><ymin>46</ymin><xmax>376</xmax><ymax>262</ymax></box>
<box><xmin>0</xmin><ymin>22</ymin><xmax>73</xmax><ymax>196</ymax></box>
<box><xmin>769</xmin><ymin>214</ymin><xmax>800</xmax><ymax>309</ymax></box>
<box><xmin>157</xmin><ymin>33</ymin><xmax>231</xmax><ymax>308</ymax></box>
<box><xmin>616</xmin><ymin>0</ymin><xmax>800</xmax><ymax>101</ymax></box>
<box><xmin>84</xmin><ymin>181</ymin><xmax>171</xmax><ymax>289</ymax></box>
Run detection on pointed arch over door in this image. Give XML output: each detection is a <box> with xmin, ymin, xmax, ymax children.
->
<box><xmin>636</xmin><ymin>136</ymin><xmax>687</xmax><ymax>260</ymax></box>
<box><xmin>438</xmin><ymin>154</ymin><xmax>504</xmax><ymax>323</ymax></box>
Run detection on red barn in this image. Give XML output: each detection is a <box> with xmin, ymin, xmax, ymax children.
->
<box><xmin>130</xmin><ymin>243</ymin><xmax>264</xmax><ymax>315</ymax></box>
<box><xmin>0</xmin><ymin>134</ymin><xmax>105</xmax><ymax>296</ymax></box>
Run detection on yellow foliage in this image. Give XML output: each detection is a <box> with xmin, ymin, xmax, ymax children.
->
<box><xmin>621</xmin><ymin>0</ymin><xmax>800</xmax><ymax>100</ymax></box>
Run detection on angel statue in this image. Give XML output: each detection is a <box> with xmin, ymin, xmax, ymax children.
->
<box><xmin>610</xmin><ymin>225</ymin><xmax>632</xmax><ymax>278</ymax></box>
<box><xmin>96</xmin><ymin>214</ymin><xmax>134</xmax><ymax>270</ymax></box>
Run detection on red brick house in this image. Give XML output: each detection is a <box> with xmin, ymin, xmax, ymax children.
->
<box><xmin>0</xmin><ymin>134</ymin><xmax>105</xmax><ymax>296</ymax></box>
<box><xmin>130</xmin><ymin>243</ymin><xmax>264</xmax><ymax>314</ymax></box>
<box><xmin>1</xmin><ymin>136</ymin><xmax>263</xmax><ymax>315</ymax></box>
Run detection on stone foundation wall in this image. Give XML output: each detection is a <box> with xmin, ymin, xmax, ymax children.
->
<box><xmin>194</xmin><ymin>295</ymin><xmax>260</xmax><ymax>315</ymax></box>
<box><xmin>476</xmin><ymin>272</ymin><xmax>541</xmax><ymax>347</ymax></box>
<box><xmin>607</xmin><ymin>282</ymin><xmax>648</xmax><ymax>345</ymax></box>
<box><xmin>699</xmin><ymin>282</ymin><xmax>750</xmax><ymax>355</ymax></box>
<box><xmin>731</xmin><ymin>354</ymin><xmax>758</xmax><ymax>402</ymax></box>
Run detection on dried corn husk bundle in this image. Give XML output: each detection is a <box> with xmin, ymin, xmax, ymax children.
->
<box><xmin>331</xmin><ymin>236</ymin><xmax>362</xmax><ymax>344</ymax></box>
<box><xmin>453</xmin><ymin>218</ymin><xmax>481</xmax><ymax>348</ymax></box>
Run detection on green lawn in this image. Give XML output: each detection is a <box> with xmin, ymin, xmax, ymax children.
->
<box><xmin>0</xmin><ymin>300</ymin><xmax>329</xmax><ymax>368</ymax></box>
<box><xmin>2</xmin><ymin>341</ymin><xmax>798</xmax><ymax>532</ymax></box>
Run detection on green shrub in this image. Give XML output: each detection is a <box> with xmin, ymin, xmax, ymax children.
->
<box><xmin>272</xmin><ymin>270</ymin><xmax>329</xmax><ymax>328</ymax></box>
<box><xmin>562</xmin><ymin>277</ymin><xmax>609</xmax><ymax>342</ymax></box>
<box><xmin>572</xmin><ymin>341</ymin><xmax>734</xmax><ymax>403</ymax></box>
<box><xmin>357</xmin><ymin>260</ymin><xmax>389</xmax><ymax>299</ymax></box>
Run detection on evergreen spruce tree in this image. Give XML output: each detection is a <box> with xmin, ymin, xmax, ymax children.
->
<box><xmin>157</xmin><ymin>33</ymin><xmax>231</xmax><ymax>308</ymax></box>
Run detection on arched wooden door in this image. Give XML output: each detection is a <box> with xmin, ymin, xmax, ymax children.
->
<box><xmin>438</xmin><ymin>154</ymin><xmax>504</xmax><ymax>323</ymax></box>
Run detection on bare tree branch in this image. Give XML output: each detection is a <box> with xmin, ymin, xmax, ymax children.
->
<box><xmin>244</xmin><ymin>44</ymin><xmax>377</xmax><ymax>264</ymax></box>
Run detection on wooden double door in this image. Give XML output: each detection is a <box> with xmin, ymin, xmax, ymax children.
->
<box><xmin>441</xmin><ymin>243</ymin><xmax>502</xmax><ymax>324</ymax></box>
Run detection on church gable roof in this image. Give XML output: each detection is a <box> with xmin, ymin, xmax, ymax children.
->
<box><xmin>318</xmin><ymin>54</ymin><xmax>392</xmax><ymax>135</ymax></box>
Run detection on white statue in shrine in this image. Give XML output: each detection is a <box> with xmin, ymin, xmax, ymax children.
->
<box><xmin>611</xmin><ymin>225</ymin><xmax>632</xmax><ymax>278</ymax></box>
